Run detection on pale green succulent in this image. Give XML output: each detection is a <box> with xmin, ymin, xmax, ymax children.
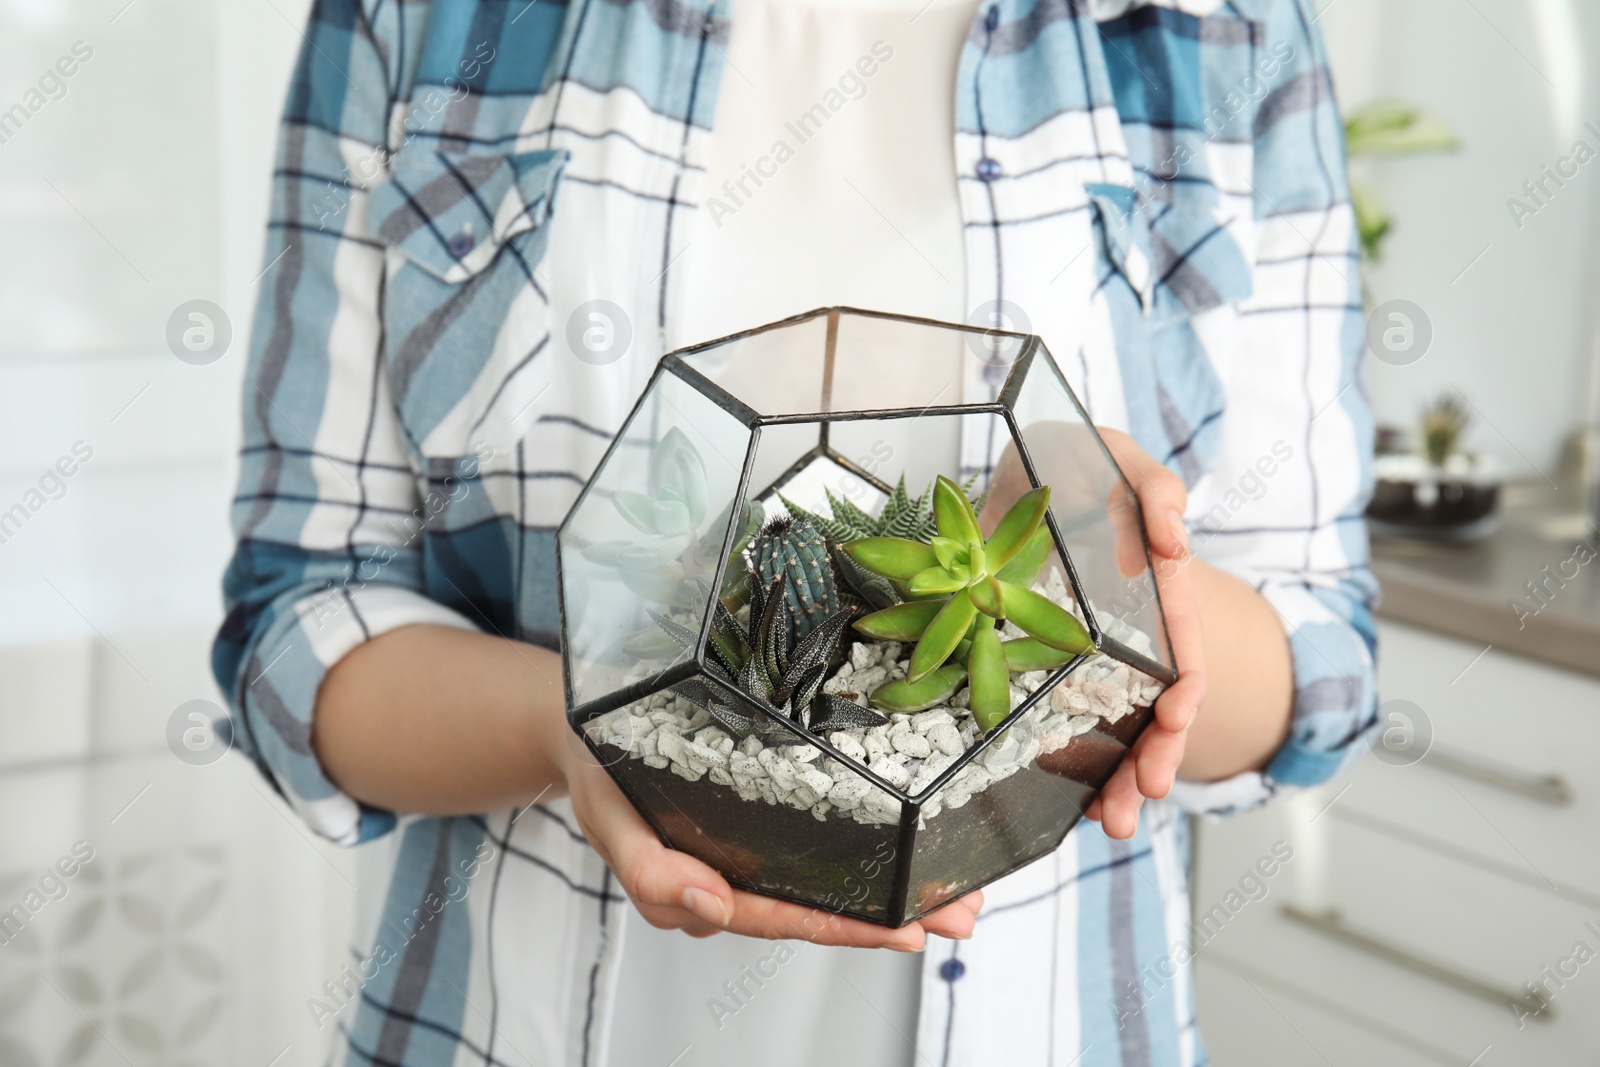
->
<box><xmin>845</xmin><ymin>476</ymin><xmax>1096</xmax><ymax>731</ymax></box>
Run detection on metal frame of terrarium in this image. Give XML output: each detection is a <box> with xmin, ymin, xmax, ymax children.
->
<box><xmin>556</xmin><ymin>306</ymin><xmax>1179</xmax><ymax>926</ymax></box>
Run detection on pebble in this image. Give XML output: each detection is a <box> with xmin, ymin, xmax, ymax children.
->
<box><xmin>1018</xmin><ymin>670</ymin><xmax>1049</xmax><ymax>694</ymax></box>
<box><xmin>682</xmin><ymin>740</ymin><xmax>727</xmax><ymax>770</ymax></box>
<box><xmin>828</xmin><ymin>775</ymin><xmax>873</xmax><ymax>809</ymax></box>
<box><xmin>980</xmin><ymin>735</ymin><xmax>1020</xmax><ymax>775</ymax></box>
<box><xmin>797</xmin><ymin>764</ymin><xmax>834</xmax><ymax>796</ymax></box>
<box><xmin>908</xmin><ymin>754</ymin><xmax>955</xmax><ymax>796</ymax></box>
<box><xmin>656</xmin><ymin>729</ymin><xmax>686</xmax><ymax>765</ymax></box>
<box><xmin>589</xmin><ymin>581</ymin><xmax>1168</xmax><ymax>830</ymax></box>
<box><xmin>892</xmin><ymin>731</ymin><xmax>932</xmax><ymax>759</ymax></box>
<box><xmin>829</xmin><ymin>732</ymin><xmax>867</xmax><ymax>762</ymax></box>
<box><xmin>695</xmin><ymin>726</ymin><xmax>730</xmax><ymax>749</ymax></box>
<box><xmin>927</xmin><ymin>723</ymin><xmax>963</xmax><ymax>757</ymax></box>
<box><xmin>867</xmin><ymin>756</ymin><xmax>911</xmax><ymax>790</ymax></box>
<box><xmin>862</xmin><ymin>727</ymin><xmax>890</xmax><ymax>763</ymax></box>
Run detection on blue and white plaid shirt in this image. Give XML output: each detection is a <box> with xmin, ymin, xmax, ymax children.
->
<box><xmin>213</xmin><ymin>0</ymin><xmax>1378</xmax><ymax>1061</ymax></box>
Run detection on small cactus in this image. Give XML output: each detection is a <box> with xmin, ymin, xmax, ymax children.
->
<box><xmin>749</xmin><ymin>516</ymin><xmax>839</xmax><ymax>644</ymax></box>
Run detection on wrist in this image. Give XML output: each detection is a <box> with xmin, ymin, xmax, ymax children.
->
<box><xmin>523</xmin><ymin>646</ymin><xmax>576</xmax><ymax>799</ymax></box>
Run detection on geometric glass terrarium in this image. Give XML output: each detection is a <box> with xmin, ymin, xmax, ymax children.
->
<box><xmin>557</xmin><ymin>308</ymin><xmax>1177</xmax><ymax>927</ymax></box>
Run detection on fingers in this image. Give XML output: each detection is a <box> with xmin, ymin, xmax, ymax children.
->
<box><xmin>569</xmin><ymin>764</ymin><xmax>738</xmax><ymax>930</ymax></box>
<box><xmin>1089</xmin><ymin>757</ymin><xmax>1144</xmax><ymax>840</ymax></box>
<box><xmin>1133</xmin><ymin>722</ymin><xmax>1188</xmax><ymax>800</ymax></box>
<box><xmin>716</xmin><ymin>892</ymin><xmax>930</xmax><ymax>950</ymax></box>
<box><xmin>1151</xmin><ymin>553</ymin><xmax>1207</xmax><ymax>736</ymax></box>
<box><xmin>917</xmin><ymin>893</ymin><xmax>983</xmax><ymax>941</ymax></box>
<box><xmin>570</xmin><ymin>760</ymin><xmax>984</xmax><ymax>949</ymax></box>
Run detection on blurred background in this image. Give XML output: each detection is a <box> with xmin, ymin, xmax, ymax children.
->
<box><xmin>0</xmin><ymin>0</ymin><xmax>1597</xmax><ymax>1062</ymax></box>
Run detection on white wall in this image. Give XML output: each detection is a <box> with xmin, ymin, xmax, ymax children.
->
<box><xmin>0</xmin><ymin>2</ymin><xmax>360</xmax><ymax>1063</ymax></box>
<box><xmin>1321</xmin><ymin>0</ymin><xmax>1600</xmax><ymax>479</ymax></box>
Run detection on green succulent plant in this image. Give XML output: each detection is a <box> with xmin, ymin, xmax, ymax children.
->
<box><xmin>844</xmin><ymin>476</ymin><xmax>1095</xmax><ymax>731</ymax></box>
<box><xmin>1344</xmin><ymin>100</ymin><xmax>1459</xmax><ymax>263</ymax></box>
<box><xmin>781</xmin><ymin>474</ymin><xmax>986</xmax><ymax>545</ymax></box>
<box><xmin>582</xmin><ymin>427</ymin><xmax>708</xmax><ymax>571</ymax></box>
<box><xmin>650</xmin><ymin>517</ymin><xmax>887</xmax><ymax>740</ymax></box>
<box><xmin>1420</xmin><ymin>392</ymin><xmax>1471</xmax><ymax>468</ymax></box>
<box><xmin>586</xmin><ymin>428</ymin><xmax>762</xmax><ymax>627</ymax></box>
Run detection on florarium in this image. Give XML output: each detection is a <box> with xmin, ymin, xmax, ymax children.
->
<box><xmin>556</xmin><ymin>308</ymin><xmax>1176</xmax><ymax>927</ymax></box>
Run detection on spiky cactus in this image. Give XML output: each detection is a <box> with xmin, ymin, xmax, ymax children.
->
<box><xmin>749</xmin><ymin>516</ymin><xmax>839</xmax><ymax>644</ymax></box>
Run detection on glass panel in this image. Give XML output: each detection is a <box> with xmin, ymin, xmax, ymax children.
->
<box><xmin>746</xmin><ymin>411</ymin><xmax>995</xmax><ymax>536</ymax></box>
<box><xmin>559</xmin><ymin>369</ymin><xmax>752</xmax><ymax>710</ymax></box>
<box><xmin>825</xmin><ymin>311</ymin><xmax>974</xmax><ymax>412</ymax></box>
<box><xmin>744</xmin><ymin>420</ymin><xmax>825</xmax><ymax>507</ymax></box>
<box><xmin>678</xmin><ymin>312</ymin><xmax>832</xmax><ymax>416</ymax></box>
<box><xmin>1007</xmin><ymin>349</ymin><xmax>1175</xmax><ymax>676</ymax></box>
<box><xmin>827</xmin><ymin>410</ymin><xmax>992</xmax><ymax>503</ymax></box>
<box><xmin>582</xmin><ymin>681</ymin><xmax>904</xmax><ymax>922</ymax></box>
<box><xmin>680</xmin><ymin>308</ymin><xmax>1010</xmax><ymax>416</ymax></box>
<box><xmin>903</xmin><ymin>671</ymin><xmax>1160</xmax><ymax>921</ymax></box>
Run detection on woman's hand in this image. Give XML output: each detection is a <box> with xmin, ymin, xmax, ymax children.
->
<box><xmin>543</xmin><ymin>708</ymin><xmax>985</xmax><ymax>950</ymax></box>
<box><xmin>1081</xmin><ymin>427</ymin><xmax>1207</xmax><ymax>839</ymax></box>
<box><xmin>982</xmin><ymin>425</ymin><xmax>1207</xmax><ymax>841</ymax></box>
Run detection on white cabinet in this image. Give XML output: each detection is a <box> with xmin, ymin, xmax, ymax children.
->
<box><xmin>1193</xmin><ymin>621</ymin><xmax>1600</xmax><ymax>1065</ymax></box>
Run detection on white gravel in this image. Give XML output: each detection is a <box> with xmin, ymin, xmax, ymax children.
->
<box><xmin>588</xmin><ymin>572</ymin><xmax>1165</xmax><ymax>828</ymax></box>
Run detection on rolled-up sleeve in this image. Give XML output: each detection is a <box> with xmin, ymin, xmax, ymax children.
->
<box><xmin>1170</xmin><ymin>0</ymin><xmax>1379</xmax><ymax>816</ymax></box>
<box><xmin>211</xmin><ymin>0</ymin><xmax>477</xmax><ymax>845</ymax></box>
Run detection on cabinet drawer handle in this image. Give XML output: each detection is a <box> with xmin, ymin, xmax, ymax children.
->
<box><xmin>1425</xmin><ymin>745</ymin><xmax>1573</xmax><ymax>807</ymax></box>
<box><xmin>1281</xmin><ymin>905</ymin><xmax>1551</xmax><ymax>1021</ymax></box>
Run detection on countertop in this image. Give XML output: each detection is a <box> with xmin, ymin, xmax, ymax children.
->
<box><xmin>1371</xmin><ymin>483</ymin><xmax>1600</xmax><ymax>679</ymax></box>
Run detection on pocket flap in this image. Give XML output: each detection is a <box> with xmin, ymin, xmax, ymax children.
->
<box><xmin>368</xmin><ymin>148</ymin><xmax>568</xmax><ymax>284</ymax></box>
<box><xmin>1086</xmin><ymin>180</ymin><xmax>1253</xmax><ymax>323</ymax></box>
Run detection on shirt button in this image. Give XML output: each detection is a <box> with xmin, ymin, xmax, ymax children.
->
<box><xmin>975</xmin><ymin>157</ymin><xmax>1002</xmax><ymax>182</ymax></box>
<box><xmin>447</xmin><ymin>231</ymin><xmax>475</xmax><ymax>258</ymax></box>
<box><xmin>940</xmin><ymin>958</ymin><xmax>966</xmax><ymax>982</ymax></box>
<box><xmin>984</xmin><ymin>4</ymin><xmax>1000</xmax><ymax>32</ymax></box>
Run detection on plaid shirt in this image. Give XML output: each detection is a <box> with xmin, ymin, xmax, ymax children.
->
<box><xmin>212</xmin><ymin>0</ymin><xmax>1377</xmax><ymax>1062</ymax></box>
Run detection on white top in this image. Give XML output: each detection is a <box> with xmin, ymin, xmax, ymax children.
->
<box><xmin>677</xmin><ymin>0</ymin><xmax>978</xmax><ymax>344</ymax></box>
<box><xmin>614</xmin><ymin>0</ymin><xmax>977</xmax><ymax>1062</ymax></box>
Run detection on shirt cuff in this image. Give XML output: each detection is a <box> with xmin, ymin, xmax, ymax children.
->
<box><xmin>235</xmin><ymin>584</ymin><xmax>479</xmax><ymax>845</ymax></box>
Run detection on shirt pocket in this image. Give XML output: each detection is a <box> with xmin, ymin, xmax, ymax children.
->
<box><xmin>1084</xmin><ymin>178</ymin><xmax>1255</xmax><ymax>327</ymax></box>
<box><xmin>368</xmin><ymin>146</ymin><xmax>569</xmax><ymax>461</ymax></box>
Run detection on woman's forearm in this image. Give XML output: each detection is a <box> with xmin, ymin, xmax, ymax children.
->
<box><xmin>1177</xmin><ymin>558</ymin><xmax>1294</xmax><ymax>781</ymax></box>
<box><xmin>312</xmin><ymin>624</ymin><xmax>571</xmax><ymax>814</ymax></box>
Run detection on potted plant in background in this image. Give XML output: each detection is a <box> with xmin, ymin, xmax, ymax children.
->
<box><xmin>1369</xmin><ymin>392</ymin><xmax>1503</xmax><ymax>540</ymax></box>
<box><xmin>1344</xmin><ymin>99</ymin><xmax>1460</xmax><ymax>265</ymax></box>
<box><xmin>556</xmin><ymin>308</ymin><xmax>1176</xmax><ymax>926</ymax></box>
<box><xmin>1344</xmin><ymin>101</ymin><xmax>1505</xmax><ymax>539</ymax></box>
